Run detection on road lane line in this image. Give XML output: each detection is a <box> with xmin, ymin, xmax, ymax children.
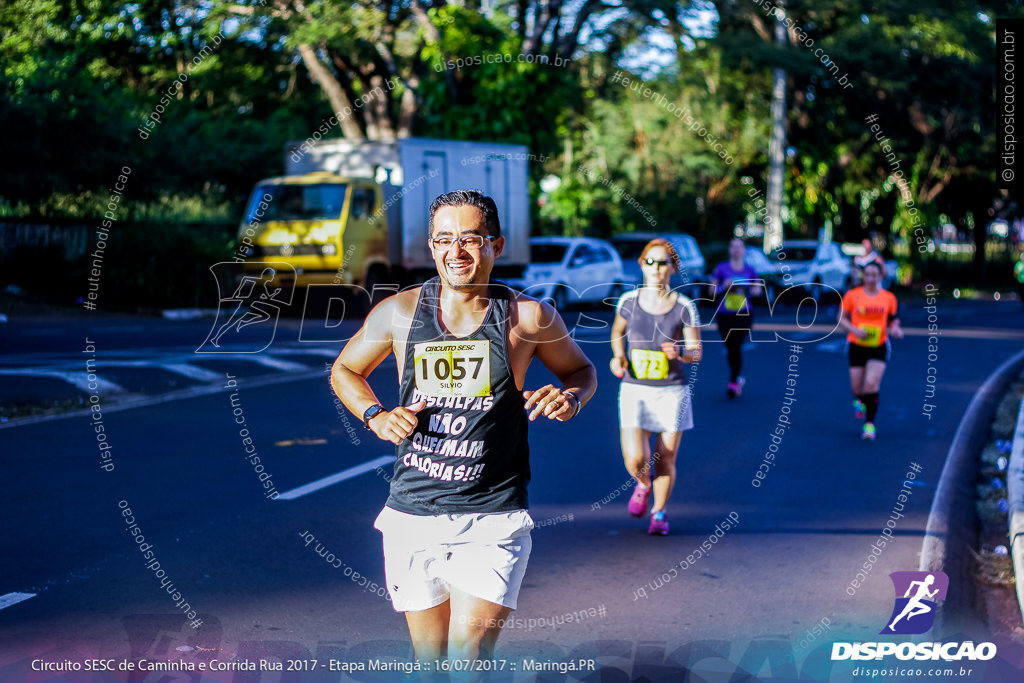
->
<box><xmin>0</xmin><ymin>369</ymin><xmax>126</xmax><ymax>393</ymax></box>
<box><xmin>0</xmin><ymin>592</ymin><xmax>36</xmax><ymax>610</ymax></box>
<box><xmin>815</xmin><ymin>340</ymin><xmax>844</xmax><ymax>352</ymax></box>
<box><xmin>272</xmin><ymin>348</ymin><xmax>339</xmax><ymax>358</ymax></box>
<box><xmin>245</xmin><ymin>356</ymin><xmax>311</xmax><ymax>372</ymax></box>
<box><xmin>161</xmin><ymin>363</ymin><xmax>224</xmax><ymax>381</ymax></box>
<box><xmin>20</xmin><ymin>329</ymin><xmax>64</xmax><ymax>336</ymax></box>
<box><xmin>276</xmin><ymin>456</ymin><xmax>396</xmax><ymax>501</ymax></box>
<box><xmin>0</xmin><ymin>367</ymin><xmax>326</xmax><ymax>429</ymax></box>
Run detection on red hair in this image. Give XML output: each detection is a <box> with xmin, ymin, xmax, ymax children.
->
<box><xmin>639</xmin><ymin>238</ymin><xmax>680</xmax><ymax>272</ymax></box>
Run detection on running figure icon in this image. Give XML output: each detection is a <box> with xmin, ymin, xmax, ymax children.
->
<box><xmin>210</xmin><ymin>267</ymin><xmax>283</xmax><ymax>347</ymax></box>
<box><xmin>881</xmin><ymin>571</ymin><xmax>948</xmax><ymax>635</ymax></box>
<box><xmin>887</xmin><ymin>574</ymin><xmax>939</xmax><ymax>631</ymax></box>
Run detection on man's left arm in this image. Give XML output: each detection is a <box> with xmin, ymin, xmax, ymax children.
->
<box><xmin>522</xmin><ymin>302</ymin><xmax>597</xmax><ymax>422</ymax></box>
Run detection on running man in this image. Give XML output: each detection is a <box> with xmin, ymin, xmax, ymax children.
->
<box><xmin>611</xmin><ymin>238</ymin><xmax>702</xmax><ymax>535</ymax></box>
<box><xmin>708</xmin><ymin>237</ymin><xmax>761</xmax><ymax>398</ymax></box>
<box><xmin>888</xmin><ymin>574</ymin><xmax>939</xmax><ymax>631</ymax></box>
<box><xmin>330</xmin><ymin>190</ymin><xmax>597</xmax><ymax>670</ymax></box>
<box><xmin>838</xmin><ymin>261</ymin><xmax>903</xmax><ymax>439</ymax></box>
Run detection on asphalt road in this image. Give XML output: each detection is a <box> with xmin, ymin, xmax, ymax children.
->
<box><xmin>2</xmin><ymin>295</ymin><xmax>1024</xmax><ymax>682</ymax></box>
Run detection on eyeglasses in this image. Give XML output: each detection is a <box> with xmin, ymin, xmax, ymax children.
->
<box><xmin>429</xmin><ymin>235</ymin><xmax>496</xmax><ymax>250</ymax></box>
<box><xmin>643</xmin><ymin>258</ymin><xmax>670</xmax><ymax>268</ymax></box>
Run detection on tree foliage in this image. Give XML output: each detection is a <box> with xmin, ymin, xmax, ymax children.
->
<box><xmin>0</xmin><ymin>0</ymin><xmax>1014</xmax><ymax>263</ymax></box>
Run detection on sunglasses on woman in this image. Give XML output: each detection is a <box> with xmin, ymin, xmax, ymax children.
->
<box><xmin>643</xmin><ymin>258</ymin><xmax>670</xmax><ymax>267</ymax></box>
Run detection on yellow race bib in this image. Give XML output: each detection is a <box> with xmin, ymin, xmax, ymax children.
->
<box><xmin>724</xmin><ymin>292</ymin><xmax>747</xmax><ymax>312</ymax></box>
<box><xmin>630</xmin><ymin>349</ymin><xmax>669</xmax><ymax>380</ymax></box>
<box><xmin>857</xmin><ymin>325</ymin><xmax>883</xmax><ymax>348</ymax></box>
<box><xmin>413</xmin><ymin>340</ymin><xmax>491</xmax><ymax>397</ymax></box>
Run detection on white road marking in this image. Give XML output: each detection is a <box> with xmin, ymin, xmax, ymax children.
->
<box><xmin>276</xmin><ymin>456</ymin><xmax>396</xmax><ymax>501</ymax></box>
<box><xmin>245</xmin><ymin>356</ymin><xmax>311</xmax><ymax>372</ymax></box>
<box><xmin>101</xmin><ymin>326</ymin><xmax>146</xmax><ymax>333</ymax></box>
<box><xmin>0</xmin><ymin>369</ymin><xmax>126</xmax><ymax>393</ymax></box>
<box><xmin>161</xmin><ymin>364</ymin><xmax>224</xmax><ymax>382</ymax></box>
<box><xmin>0</xmin><ymin>592</ymin><xmax>36</xmax><ymax>610</ymax></box>
<box><xmin>0</xmin><ymin>367</ymin><xmax>326</xmax><ymax>429</ymax></box>
<box><xmin>272</xmin><ymin>348</ymin><xmax>339</xmax><ymax>358</ymax></box>
<box><xmin>816</xmin><ymin>340</ymin><xmax>844</xmax><ymax>353</ymax></box>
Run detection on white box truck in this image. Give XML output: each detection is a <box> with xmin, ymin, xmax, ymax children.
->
<box><xmin>236</xmin><ymin>137</ymin><xmax>531</xmax><ymax>293</ymax></box>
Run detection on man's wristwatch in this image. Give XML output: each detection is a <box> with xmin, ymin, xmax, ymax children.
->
<box><xmin>563</xmin><ymin>391</ymin><xmax>582</xmax><ymax>417</ymax></box>
<box><xmin>362</xmin><ymin>403</ymin><xmax>386</xmax><ymax>429</ymax></box>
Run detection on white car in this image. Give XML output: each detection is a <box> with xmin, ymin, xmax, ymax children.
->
<box><xmin>742</xmin><ymin>245</ymin><xmax>786</xmax><ymax>303</ymax></box>
<box><xmin>780</xmin><ymin>240</ymin><xmax>851</xmax><ymax>301</ymax></box>
<box><xmin>508</xmin><ymin>237</ymin><xmax>627</xmax><ymax>309</ymax></box>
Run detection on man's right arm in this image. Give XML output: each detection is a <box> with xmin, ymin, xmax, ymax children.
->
<box><xmin>330</xmin><ymin>296</ymin><xmax>424</xmax><ymax>444</ymax></box>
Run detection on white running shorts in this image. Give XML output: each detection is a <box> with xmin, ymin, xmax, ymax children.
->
<box><xmin>373</xmin><ymin>506</ymin><xmax>534</xmax><ymax>613</ymax></box>
<box><xmin>618</xmin><ymin>382</ymin><xmax>694</xmax><ymax>433</ymax></box>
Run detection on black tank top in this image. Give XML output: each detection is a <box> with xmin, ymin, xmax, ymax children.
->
<box><xmin>386</xmin><ymin>277</ymin><xmax>530</xmax><ymax>515</ymax></box>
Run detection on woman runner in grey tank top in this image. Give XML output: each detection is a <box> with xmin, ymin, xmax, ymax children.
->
<box><xmin>610</xmin><ymin>238</ymin><xmax>702</xmax><ymax>535</ymax></box>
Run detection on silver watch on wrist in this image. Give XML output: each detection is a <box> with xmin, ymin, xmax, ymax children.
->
<box><xmin>563</xmin><ymin>391</ymin><xmax>582</xmax><ymax>417</ymax></box>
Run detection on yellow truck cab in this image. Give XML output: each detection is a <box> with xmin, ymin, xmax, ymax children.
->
<box><xmin>237</xmin><ymin>172</ymin><xmax>388</xmax><ymax>290</ymax></box>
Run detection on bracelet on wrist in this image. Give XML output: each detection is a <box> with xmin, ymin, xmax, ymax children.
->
<box><xmin>563</xmin><ymin>390</ymin><xmax>582</xmax><ymax>417</ymax></box>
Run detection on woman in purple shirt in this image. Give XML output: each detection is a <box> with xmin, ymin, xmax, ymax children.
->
<box><xmin>709</xmin><ymin>238</ymin><xmax>761</xmax><ymax>398</ymax></box>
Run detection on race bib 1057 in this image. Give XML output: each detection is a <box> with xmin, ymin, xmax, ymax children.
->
<box><xmin>413</xmin><ymin>340</ymin><xmax>491</xmax><ymax>397</ymax></box>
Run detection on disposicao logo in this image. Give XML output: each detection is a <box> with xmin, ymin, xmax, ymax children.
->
<box><xmin>880</xmin><ymin>571</ymin><xmax>948</xmax><ymax>635</ymax></box>
<box><xmin>831</xmin><ymin>571</ymin><xmax>997</xmax><ymax>662</ymax></box>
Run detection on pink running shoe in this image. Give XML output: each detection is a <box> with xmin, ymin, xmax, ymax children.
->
<box><xmin>628</xmin><ymin>483</ymin><xmax>651</xmax><ymax>517</ymax></box>
<box><xmin>727</xmin><ymin>377</ymin><xmax>745</xmax><ymax>399</ymax></box>
<box><xmin>648</xmin><ymin>510</ymin><xmax>669</xmax><ymax>535</ymax></box>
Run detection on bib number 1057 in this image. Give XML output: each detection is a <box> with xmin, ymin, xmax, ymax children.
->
<box><xmin>413</xmin><ymin>340</ymin><xmax>491</xmax><ymax>397</ymax></box>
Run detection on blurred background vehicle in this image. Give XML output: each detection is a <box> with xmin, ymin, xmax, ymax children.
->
<box><xmin>507</xmin><ymin>237</ymin><xmax>626</xmax><ymax>309</ymax></box>
<box><xmin>741</xmin><ymin>246</ymin><xmax>785</xmax><ymax>302</ymax></box>
<box><xmin>609</xmin><ymin>233</ymin><xmax>706</xmax><ymax>298</ymax></box>
<box><xmin>781</xmin><ymin>240</ymin><xmax>850</xmax><ymax>301</ymax></box>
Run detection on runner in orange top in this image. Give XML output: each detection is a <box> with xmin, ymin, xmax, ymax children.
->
<box><xmin>838</xmin><ymin>262</ymin><xmax>903</xmax><ymax>439</ymax></box>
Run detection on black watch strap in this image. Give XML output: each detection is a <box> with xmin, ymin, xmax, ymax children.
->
<box><xmin>362</xmin><ymin>404</ymin><xmax>385</xmax><ymax>428</ymax></box>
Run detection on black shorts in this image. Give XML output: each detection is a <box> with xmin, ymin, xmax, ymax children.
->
<box><xmin>847</xmin><ymin>340</ymin><xmax>891</xmax><ymax>367</ymax></box>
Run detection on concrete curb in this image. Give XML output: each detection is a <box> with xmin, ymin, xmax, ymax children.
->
<box><xmin>160</xmin><ymin>308</ymin><xmax>221</xmax><ymax>320</ymax></box>
<box><xmin>1007</xmin><ymin>371</ymin><xmax>1024</xmax><ymax>624</ymax></box>
<box><xmin>919</xmin><ymin>349</ymin><xmax>1024</xmax><ymax>636</ymax></box>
